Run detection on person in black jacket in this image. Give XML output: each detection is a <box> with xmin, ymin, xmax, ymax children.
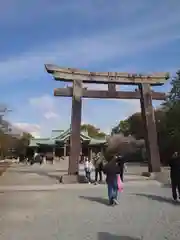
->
<box><xmin>115</xmin><ymin>154</ymin><xmax>125</xmax><ymax>182</ymax></box>
<box><xmin>103</xmin><ymin>156</ymin><xmax>121</xmax><ymax>206</ymax></box>
<box><xmin>169</xmin><ymin>152</ymin><xmax>180</xmax><ymax>201</ymax></box>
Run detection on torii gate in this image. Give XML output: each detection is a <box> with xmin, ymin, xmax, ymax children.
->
<box><xmin>45</xmin><ymin>64</ymin><xmax>169</xmax><ymax>182</ymax></box>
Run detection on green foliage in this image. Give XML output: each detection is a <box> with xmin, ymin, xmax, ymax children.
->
<box><xmin>16</xmin><ymin>132</ymin><xmax>33</xmax><ymax>154</ymax></box>
<box><xmin>164</xmin><ymin>70</ymin><xmax>180</xmax><ymax>152</ymax></box>
<box><xmin>119</xmin><ymin>120</ymin><xmax>130</xmax><ymax>136</ymax></box>
<box><xmin>112</xmin><ymin>113</ymin><xmax>143</xmax><ymax>139</ymax></box>
<box><xmin>0</xmin><ymin>130</ymin><xmax>33</xmax><ymax>158</ymax></box>
<box><xmin>166</xmin><ymin>70</ymin><xmax>180</xmax><ymax>104</ymax></box>
<box><xmin>81</xmin><ymin>124</ymin><xmax>106</xmax><ymax>139</ymax></box>
<box><xmin>111</xmin><ymin>120</ymin><xmax>130</xmax><ymax>136</ymax></box>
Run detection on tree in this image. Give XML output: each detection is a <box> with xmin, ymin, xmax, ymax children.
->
<box><xmin>81</xmin><ymin>124</ymin><xmax>106</xmax><ymax>139</ymax></box>
<box><xmin>15</xmin><ymin>132</ymin><xmax>33</xmax><ymax>155</ymax></box>
<box><xmin>105</xmin><ymin>133</ymin><xmax>144</xmax><ymax>162</ymax></box>
<box><xmin>163</xmin><ymin>70</ymin><xmax>180</xmax><ymax>153</ymax></box>
<box><xmin>111</xmin><ymin>113</ymin><xmax>144</xmax><ymax>139</ymax></box>
<box><xmin>119</xmin><ymin>120</ymin><xmax>130</xmax><ymax>136</ymax></box>
<box><xmin>0</xmin><ymin>105</ymin><xmax>34</xmax><ymax>158</ymax></box>
<box><xmin>166</xmin><ymin>70</ymin><xmax>180</xmax><ymax>105</ymax></box>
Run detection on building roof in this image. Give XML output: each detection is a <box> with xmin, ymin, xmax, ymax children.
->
<box><xmin>29</xmin><ymin>128</ymin><xmax>107</xmax><ymax>147</ymax></box>
<box><xmin>55</xmin><ymin>128</ymin><xmax>91</xmax><ymax>142</ymax></box>
<box><xmin>29</xmin><ymin>138</ymin><xmax>56</xmax><ymax>147</ymax></box>
<box><xmin>89</xmin><ymin>138</ymin><xmax>107</xmax><ymax>146</ymax></box>
<box><xmin>51</xmin><ymin>130</ymin><xmax>64</xmax><ymax>139</ymax></box>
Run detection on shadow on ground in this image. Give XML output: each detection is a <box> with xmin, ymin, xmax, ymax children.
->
<box><xmin>162</xmin><ymin>183</ymin><xmax>171</xmax><ymax>188</ymax></box>
<box><xmin>134</xmin><ymin>193</ymin><xmax>180</xmax><ymax>205</ymax></box>
<box><xmin>98</xmin><ymin>232</ymin><xmax>141</xmax><ymax>240</ymax></box>
<box><xmin>0</xmin><ymin>163</ymin><xmax>11</xmax><ymax>177</ymax></box>
<box><xmin>9</xmin><ymin>169</ymin><xmax>66</xmax><ymax>181</ymax></box>
<box><xmin>79</xmin><ymin>196</ymin><xmax>109</xmax><ymax>206</ymax></box>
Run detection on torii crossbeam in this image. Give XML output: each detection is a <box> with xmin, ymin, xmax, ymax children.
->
<box><xmin>45</xmin><ymin>64</ymin><xmax>169</xmax><ymax>182</ymax></box>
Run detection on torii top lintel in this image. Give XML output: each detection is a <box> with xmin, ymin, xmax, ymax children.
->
<box><xmin>45</xmin><ymin>64</ymin><xmax>169</xmax><ymax>86</ymax></box>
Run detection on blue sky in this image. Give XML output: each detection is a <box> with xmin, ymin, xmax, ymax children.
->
<box><xmin>0</xmin><ymin>0</ymin><xmax>180</xmax><ymax>137</ymax></box>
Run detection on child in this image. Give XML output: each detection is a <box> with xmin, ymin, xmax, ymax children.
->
<box><xmin>84</xmin><ymin>157</ymin><xmax>93</xmax><ymax>184</ymax></box>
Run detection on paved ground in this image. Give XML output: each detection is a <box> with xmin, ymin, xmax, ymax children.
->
<box><xmin>1</xmin><ymin>184</ymin><xmax>180</xmax><ymax>240</ymax></box>
<box><xmin>0</xmin><ymin>161</ymin><xmax>179</xmax><ymax>240</ymax></box>
<box><xmin>0</xmin><ymin>160</ymin><xmax>152</xmax><ymax>187</ymax></box>
<box><xmin>0</xmin><ymin>162</ymin><xmax>11</xmax><ymax>176</ymax></box>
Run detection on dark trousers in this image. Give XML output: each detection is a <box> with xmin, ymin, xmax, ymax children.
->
<box><xmin>107</xmin><ymin>176</ymin><xmax>118</xmax><ymax>202</ymax></box>
<box><xmin>85</xmin><ymin>169</ymin><xmax>91</xmax><ymax>183</ymax></box>
<box><xmin>171</xmin><ymin>178</ymin><xmax>180</xmax><ymax>200</ymax></box>
<box><xmin>120</xmin><ymin>171</ymin><xmax>124</xmax><ymax>182</ymax></box>
<box><xmin>95</xmin><ymin>168</ymin><xmax>102</xmax><ymax>182</ymax></box>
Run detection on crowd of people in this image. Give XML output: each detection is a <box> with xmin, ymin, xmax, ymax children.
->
<box><xmin>18</xmin><ymin>152</ymin><xmax>54</xmax><ymax>165</ymax></box>
<box><xmin>84</xmin><ymin>150</ymin><xmax>180</xmax><ymax>205</ymax></box>
<box><xmin>18</xmin><ymin>149</ymin><xmax>180</xmax><ymax>205</ymax></box>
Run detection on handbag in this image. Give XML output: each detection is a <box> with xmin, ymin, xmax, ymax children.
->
<box><xmin>117</xmin><ymin>174</ymin><xmax>123</xmax><ymax>192</ymax></box>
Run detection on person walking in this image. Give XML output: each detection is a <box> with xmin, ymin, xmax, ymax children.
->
<box><xmin>115</xmin><ymin>154</ymin><xmax>125</xmax><ymax>182</ymax></box>
<box><xmin>84</xmin><ymin>157</ymin><xmax>93</xmax><ymax>184</ymax></box>
<box><xmin>93</xmin><ymin>152</ymin><xmax>103</xmax><ymax>184</ymax></box>
<box><xmin>103</xmin><ymin>155</ymin><xmax>121</xmax><ymax>206</ymax></box>
<box><xmin>169</xmin><ymin>152</ymin><xmax>180</xmax><ymax>201</ymax></box>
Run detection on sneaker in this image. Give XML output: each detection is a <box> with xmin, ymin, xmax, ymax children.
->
<box><xmin>113</xmin><ymin>199</ymin><xmax>119</xmax><ymax>205</ymax></box>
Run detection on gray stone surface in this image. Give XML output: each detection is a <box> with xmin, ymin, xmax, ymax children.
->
<box><xmin>0</xmin><ymin>184</ymin><xmax>180</xmax><ymax>240</ymax></box>
<box><xmin>0</xmin><ymin>161</ymin><xmax>151</xmax><ymax>186</ymax></box>
<box><xmin>0</xmin><ymin>161</ymin><xmax>180</xmax><ymax>239</ymax></box>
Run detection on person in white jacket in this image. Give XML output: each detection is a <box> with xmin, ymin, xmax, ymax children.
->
<box><xmin>84</xmin><ymin>157</ymin><xmax>93</xmax><ymax>184</ymax></box>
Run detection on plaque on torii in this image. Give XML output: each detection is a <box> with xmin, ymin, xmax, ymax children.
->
<box><xmin>45</xmin><ymin>64</ymin><xmax>169</xmax><ymax>181</ymax></box>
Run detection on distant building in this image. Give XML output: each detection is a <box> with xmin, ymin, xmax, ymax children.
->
<box><xmin>27</xmin><ymin>128</ymin><xmax>107</xmax><ymax>158</ymax></box>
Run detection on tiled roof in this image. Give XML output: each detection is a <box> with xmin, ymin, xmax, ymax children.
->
<box><xmin>29</xmin><ymin>138</ymin><xmax>55</xmax><ymax>147</ymax></box>
<box><xmin>51</xmin><ymin>130</ymin><xmax>64</xmax><ymax>139</ymax></box>
<box><xmin>89</xmin><ymin>138</ymin><xmax>107</xmax><ymax>145</ymax></box>
<box><xmin>55</xmin><ymin>128</ymin><xmax>91</xmax><ymax>142</ymax></box>
<box><xmin>29</xmin><ymin>128</ymin><xmax>107</xmax><ymax>147</ymax></box>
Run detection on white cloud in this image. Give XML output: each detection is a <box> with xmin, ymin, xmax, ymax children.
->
<box><xmin>29</xmin><ymin>94</ymin><xmax>60</xmax><ymax>120</ymax></box>
<box><xmin>44</xmin><ymin>111</ymin><xmax>59</xmax><ymax>120</ymax></box>
<box><xmin>0</xmin><ymin>3</ymin><xmax>180</xmax><ymax>82</ymax></box>
<box><xmin>27</xmin><ymin>94</ymin><xmax>71</xmax><ymax>137</ymax></box>
<box><xmin>3</xmin><ymin>1</ymin><xmax>180</xmax><ymax>137</ymax></box>
<box><xmin>13</xmin><ymin>122</ymin><xmax>41</xmax><ymax>137</ymax></box>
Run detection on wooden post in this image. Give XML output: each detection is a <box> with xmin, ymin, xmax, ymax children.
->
<box><xmin>63</xmin><ymin>143</ymin><xmax>66</xmax><ymax>157</ymax></box>
<box><xmin>53</xmin><ymin>147</ymin><xmax>55</xmax><ymax>157</ymax></box>
<box><xmin>139</xmin><ymin>83</ymin><xmax>161</xmax><ymax>172</ymax></box>
<box><xmin>68</xmin><ymin>80</ymin><xmax>82</xmax><ymax>175</ymax></box>
<box><xmin>88</xmin><ymin>148</ymin><xmax>92</xmax><ymax>160</ymax></box>
<box><xmin>108</xmin><ymin>83</ymin><xmax>116</xmax><ymax>92</ymax></box>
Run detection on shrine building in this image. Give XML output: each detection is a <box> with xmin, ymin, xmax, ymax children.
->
<box><xmin>27</xmin><ymin>128</ymin><xmax>107</xmax><ymax>159</ymax></box>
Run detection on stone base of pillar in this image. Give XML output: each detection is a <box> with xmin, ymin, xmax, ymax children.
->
<box><xmin>60</xmin><ymin>174</ymin><xmax>78</xmax><ymax>184</ymax></box>
<box><xmin>59</xmin><ymin>174</ymin><xmax>88</xmax><ymax>184</ymax></box>
<box><xmin>141</xmin><ymin>170</ymin><xmax>161</xmax><ymax>178</ymax></box>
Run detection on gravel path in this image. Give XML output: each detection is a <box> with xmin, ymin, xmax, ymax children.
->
<box><xmin>0</xmin><ymin>161</ymin><xmax>150</xmax><ymax>186</ymax></box>
<box><xmin>1</xmin><ymin>161</ymin><xmax>178</xmax><ymax>240</ymax></box>
<box><xmin>0</xmin><ymin>183</ymin><xmax>180</xmax><ymax>240</ymax></box>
